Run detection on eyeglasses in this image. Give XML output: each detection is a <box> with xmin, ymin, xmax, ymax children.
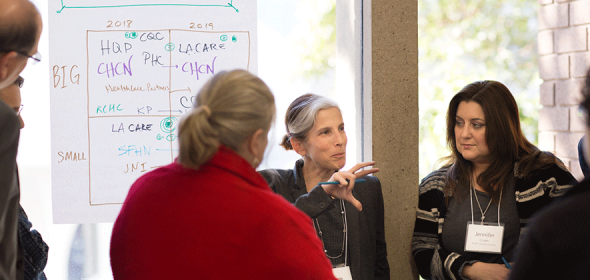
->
<box><xmin>16</xmin><ymin>51</ymin><xmax>41</xmax><ymax>64</ymax></box>
<box><xmin>16</xmin><ymin>105</ymin><xmax>23</xmax><ymax>116</ymax></box>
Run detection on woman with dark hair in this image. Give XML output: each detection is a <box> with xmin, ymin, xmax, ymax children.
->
<box><xmin>259</xmin><ymin>93</ymin><xmax>390</xmax><ymax>280</ymax></box>
<box><xmin>412</xmin><ymin>81</ymin><xmax>576</xmax><ymax>280</ymax></box>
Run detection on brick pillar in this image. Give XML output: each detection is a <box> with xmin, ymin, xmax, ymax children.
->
<box><xmin>538</xmin><ymin>0</ymin><xmax>590</xmax><ymax>180</ymax></box>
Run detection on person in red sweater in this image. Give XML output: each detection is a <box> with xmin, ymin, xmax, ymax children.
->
<box><xmin>110</xmin><ymin>69</ymin><xmax>336</xmax><ymax>280</ymax></box>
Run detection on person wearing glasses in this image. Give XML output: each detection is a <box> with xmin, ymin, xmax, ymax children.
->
<box><xmin>0</xmin><ymin>76</ymin><xmax>48</xmax><ymax>280</ymax></box>
<box><xmin>412</xmin><ymin>81</ymin><xmax>577</xmax><ymax>280</ymax></box>
<box><xmin>0</xmin><ymin>0</ymin><xmax>43</xmax><ymax>89</ymax></box>
<box><xmin>0</xmin><ymin>0</ymin><xmax>43</xmax><ymax>279</ymax></box>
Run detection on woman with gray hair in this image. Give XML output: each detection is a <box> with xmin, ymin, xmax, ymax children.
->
<box><xmin>259</xmin><ymin>93</ymin><xmax>390</xmax><ymax>280</ymax></box>
<box><xmin>110</xmin><ymin>71</ymin><xmax>336</xmax><ymax>280</ymax></box>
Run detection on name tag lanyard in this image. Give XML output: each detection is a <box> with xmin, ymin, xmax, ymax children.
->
<box><xmin>465</xmin><ymin>184</ymin><xmax>504</xmax><ymax>254</ymax></box>
<box><xmin>313</xmin><ymin>199</ymin><xmax>348</xmax><ymax>267</ymax></box>
<box><xmin>470</xmin><ymin>185</ymin><xmax>502</xmax><ymax>226</ymax></box>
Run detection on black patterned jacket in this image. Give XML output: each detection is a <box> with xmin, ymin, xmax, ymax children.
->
<box><xmin>412</xmin><ymin>160</ymin><xmax>576</xmax><ymax>280</ymax></box>
<box><xmin>18</xmin><ymin>206</ymin><xmax>48</xmax><ymax>280</ymax></box>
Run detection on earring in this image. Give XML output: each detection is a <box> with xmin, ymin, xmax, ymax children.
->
<box><xmin>252</xmin><ymin>157</ymin><xmax>260</xmax><ymax>167</ymax></box>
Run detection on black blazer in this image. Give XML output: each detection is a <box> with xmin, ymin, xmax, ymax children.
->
<box><xmin>260</xmin><ymin>159</ymin><xmax>390</xmax><ymax>280</ymax></box>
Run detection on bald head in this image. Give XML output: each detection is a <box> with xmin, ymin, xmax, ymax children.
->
<box><xmin>0</xmin><ymin>0</ymin><xmax>41</xmax><ymax>54</ymax></box>
<box><xmin>0</xmin><ymin>0</ymin><xmax>42</xmax><ymax>90</ymax></box>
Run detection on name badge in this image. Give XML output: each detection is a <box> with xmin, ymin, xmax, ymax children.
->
<box><xmin>333</xmin><ymin>266</ymin><xmax>352</xmax><ymax>280</ymax></box>
<box><xmin>464</xmin><ymin>222</ymin><xmax>504</xmax><ymax>254</ymax></box>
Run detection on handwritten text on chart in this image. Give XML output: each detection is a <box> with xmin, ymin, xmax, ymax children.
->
<box><xmin>57</xmin><ymin>151</ymin><xmax>87</xmax><ymax>163</ymax></box>
<box><xmin>97</xmin><ymin>40</ymin><xmax>220</xmax><ymax>79</ymax></box>
<box><xmin>82</xmin><ymin>29</ymin><xmax>250</xmax><ymax>205</ymax></box>
<box><xmin>124</xmin><ymin>162</ymin><xmax>148</xmax><ymax>173</ymax></box>
<box><xmin>118</xmin><ymin>145</ymin><xmax>151</xmax><ymax>156</ymax></box>
<box><xmin>96</xmin><ymin>104</ymin><xmax>123</xmax><ymax>114</ymax></box>
<box><xmin>52</xmin><ymin>65</ymin><xmax>80</xmax><ymax>88</ymax></box>
<box><xmin>104</xmin><ymin>83</ymin><xmax>169</xmax><ymax>93</ymax></box>
<box><xmin>112</xmin><ymin>123</ymin><xmax>153</xmax><ymax>133</ymax></box>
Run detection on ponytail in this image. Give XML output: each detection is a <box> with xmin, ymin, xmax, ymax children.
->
<box><xmin>178</xmin><ymin>106</ymin><xmax>219</xmax><ymax>169</ymax></box>
<box><xmin>177</xmin><ymin>70</ymin><xmax>275</xmax><ymax>170</ymax></box>
<box><xmin>280</xmin><ymin>134</ymin><xmax>293</xmax><ymax>150</ymax></box>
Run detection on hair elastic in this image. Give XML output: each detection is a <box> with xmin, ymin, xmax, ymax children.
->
<box><xmin>200</xmin><ymin>105</ymin><xmax>211</xmax><ymax>117</ymax></box>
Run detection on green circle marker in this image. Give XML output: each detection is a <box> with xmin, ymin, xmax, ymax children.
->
<box><xmin>232</xmin><ymin>35</ymin><xmax>237</xmax><ymax>43</ymax></box>
<box><xmin>220</xmin><ymin>35</ymin><xmax>228</xmax><ymax>42</ymax></box>
<box><xmin>165</xmin><ymin>43</ymin><xmax>175</xmax><ymax>52</ymax></box>
<box><xmin>160</xmin><ymin>117</ymin><xmax>177</xmax><ymax>133</ymax></box>
<box><xmin>125</xmin><ymin>32</ymin><xmax>138</xmax><ymax>39</ymax></box>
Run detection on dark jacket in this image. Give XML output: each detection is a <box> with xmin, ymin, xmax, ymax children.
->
<box><xmin>0</xmin><ymin>99</ymin><xmax>20</xmax><ymax>280</ymax></box>
<box><xmin>509</xmin><ymin>179</ymin><xmax>590</xmax><ymax>280</ymax></box>
<box><xmin>260</xmin><ymin>159</ymin><xmax>390</xmax><ymax>280</ymax></box>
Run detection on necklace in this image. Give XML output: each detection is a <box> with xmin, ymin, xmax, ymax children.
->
<box><xmin>313</xmin><ymin>199</ymin><xmax>348</xmax><ymax>260</ymax></box>
<box><xmin>472</xmin><ymin>186</ymin><xmax>493</xmax><ymax>222</ymax></box>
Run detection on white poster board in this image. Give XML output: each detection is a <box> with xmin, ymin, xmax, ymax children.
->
<box><xmin>49</xmin><ymin>0</ymin><xmax>256</xmax><ymax>223</ymax></box>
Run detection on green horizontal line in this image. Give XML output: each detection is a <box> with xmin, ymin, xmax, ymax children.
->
<box><xmin>58</xmin><ymin>2</ymin><xmax>239</xmax><ymax>13</ymax></box>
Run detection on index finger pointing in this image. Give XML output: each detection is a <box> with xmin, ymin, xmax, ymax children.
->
<box><xmin>354</xmin><ymin>167</ymin><xmax>379</xmax><ymax>178</ymax></box>
<box><xmin>349</xmin><ymin>161</ymin><xmax>376</xmax><ymax>173</ymax></box>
